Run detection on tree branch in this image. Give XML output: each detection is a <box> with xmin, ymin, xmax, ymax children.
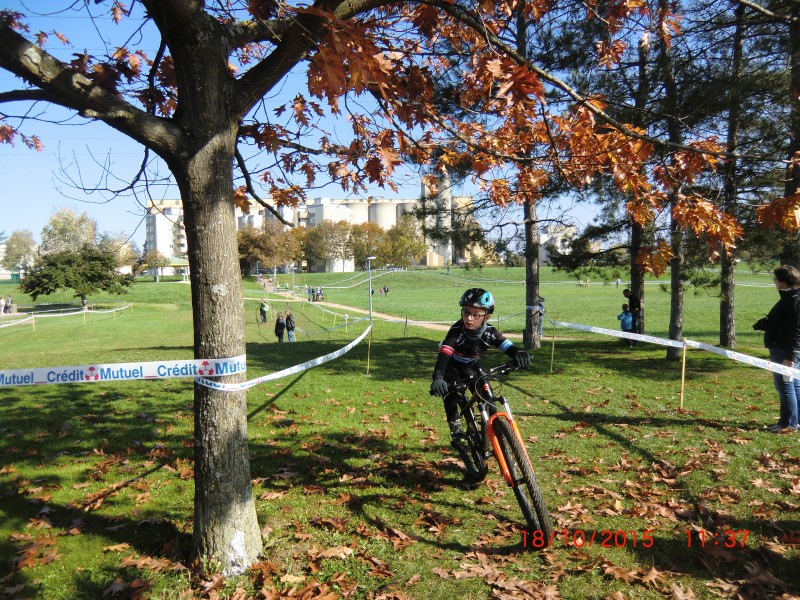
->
<box><xmin>0</xmin><ymin>22</ymin><xmax>184</xmax><ymax>160</ymax></box>
<box><xmin>235</xmin><ymin>147</ymin><xmax>295</xmax><ymax>227</ymax></box>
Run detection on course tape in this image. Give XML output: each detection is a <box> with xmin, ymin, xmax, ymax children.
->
<box><xmin>195</xmin><ymin>325</ymin><xmax>372</xmax><ymax>392</ymax></box>
<box><xmin>553</xmin><ymin>320</ymin><xmax>685</xmax><ymax>349</ymax></box>
<box><xmin>0</xmin><ymin>316</ymin><xmax>34</xmax><ymax>329</ymax></box>
<box><xmin>553</xmin><ymin>320</ymin><xmax>800</xmax><ymax>379</ymax></box>
<box><xmin>0</xmin><ymin>355</ymin><xmax>247</xmax><ymax>388</ymax></box>
<box><xmin>683</xmin><ymin>339</ymin><xmax>799</xmax><ymax>379</ymax></box>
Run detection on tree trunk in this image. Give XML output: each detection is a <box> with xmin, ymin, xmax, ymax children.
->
<box><xmin>629</xmin><ymin>34</ymin><xmax>650</xmax><ymax>333</ymax></box>
<box><xmin>515</xmin><ymin>7</ymin><xmax>542</xmax><ymax>351</ymax></box>
<box><xmin>661</xmin><ymin>0</ymin><xmax>685</xmax><ymax>361</ymax></box>
<box><xmin>720</xmin><ymin>3</ymin><xmax>745</xmax><ymax>348</ymax></box>
<box><xmin>782</xmin><ymin>1</ymin><xmax>800</xmax><ymax>268</ymax></box>
<box><xmin>178</xmin><ymin>146</ymin><xmax>262</xmax><ymax>574</ymax></box>
<box><xmin>523</xmin><ymin>197</ymin><xmax>541</xmax><ymax>350</ymax></box>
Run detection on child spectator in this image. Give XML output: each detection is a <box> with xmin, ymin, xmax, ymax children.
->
<box><xmin>618</xmin><ymin>303</ymin><xmax>634</xmax><ymax>347</ymax></box>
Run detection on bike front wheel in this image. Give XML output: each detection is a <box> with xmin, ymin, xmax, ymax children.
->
<box><xmin>454</xmin><ymin>403</ymin><xmax>489</xmax><ymax>482</ymax></box>
<box><xmin>492</xmin><ymin>418</ymin><xmax>553</xmax><ymax>538</ymax></box>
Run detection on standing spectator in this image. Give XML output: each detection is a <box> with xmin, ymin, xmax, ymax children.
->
<box><xmin>618</xmin><ymin>303</ymin><xmax>634</xmax><ymax>347</ymax></box>
<box><xmin>307</xmin><ymin>286</ymin><xmax>314</xmax><ymax>302</ymax></box>
<box><xmin>615</xmin><ymin>277</ymin><xmax>621</xmax><ymax>288</ymax></box>
<box><xmin>285</xmin><ymin>309</ymin><xmax>296</xmax><ymax>342</ymax></box>
<box><xmin>0</xmin><ymin>297</ymin><xmax>5</xmax><ymax>316</ymax></box>
<box><xmin>760</xmin><ymin>265</ymin><xmax>800</xmax><ymax>433</ymax></box>
<box><xmin>533</xmin><ymin>296</ymin><xmax>546</xmax><ymax>336</ymax></box>
<box><xmin>622</xmin><ymin>288</ymin><xmax>642</xmax><ymax>334</ymax></box>
<box><xmin>275</xmin><ymin>314</ymin><xmax>286</xmax><ymax>343</ymax></box>
<box><xmin>371</xmin><ymin>287</ymin><xmax>375</xmax><ymax>296</ymax></box>
<box><xmin>384</xmin><ymin>285</ymin><xmax>389</xmax><ymax>295</ymax></box>
<box><xmin>5</xmin><ymin>297</ymin><xmax>11</xmax><ymax>314</ymax></box>
<box><xmin>259</xmin><ymin>299</ymin><xmax>269</xmax><ymax>324</ymax></box>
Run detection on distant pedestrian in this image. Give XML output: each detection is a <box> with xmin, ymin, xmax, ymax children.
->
<box><xmin>0</xmin><ymin>297</ymin><xmax>5</xmax><ymax>316</ymax></box>
<box><xmin>615</xmin><ymin>277</ymin><xmax>621</xmax><ymax>288</ymax></box>
<box><xmin>307</xmin><ymin>286</ymin><xmax>313</xmax><ymax>302</ymax></box>
<box><xmin>285</xmin><ymin>309</ymin><xmax>296</xmax><ymax>342</ymax></box>
<box><xmin>5</xmin><ymin>297</ymin><xmax>11</xmax><ymax>314</ymax></box>
<box><xmin>259</xmin><ymin>299</ymin><xmax>269</xmax><ymax>324</ymax></box>
<box><xmin>533</xmin><ymin>296</ymin><xmax>546</xmax><ymax>336</ymax></box>
<box><xmin>383</xmin><ymin>285</ymin><xmax>389</xmax><ymax>295</ymax></box>
<box><xmin>275</xmin><ymin>314</ymin><xmax>286</xmax><ymax>343</ymax></box>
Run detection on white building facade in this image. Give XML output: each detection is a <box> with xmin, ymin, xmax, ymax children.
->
<box><xmin>145</xmin><ymin>191</ymin><xmax>476</xmax><ymax>273</ymax></box>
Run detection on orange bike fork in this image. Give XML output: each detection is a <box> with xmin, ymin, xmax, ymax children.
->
<box><xmin>486</xmin><ymin>412</ymin><xmax>534</xmax><ymax>484</ymax></box>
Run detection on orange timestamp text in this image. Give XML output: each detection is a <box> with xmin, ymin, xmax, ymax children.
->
<box><xmin>521</xmin><ymin>529</ymin><xmax>654</xmax><ymax>549</ymax></box>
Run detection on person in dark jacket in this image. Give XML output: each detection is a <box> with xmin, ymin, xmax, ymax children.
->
<box><xmin>430</xmin><ymin>288</ymin><xmax>531</xmax><ymax>443</ymax></box>
<box><xmin>284</xmin><ymin>309</ymin><xmax>296</xmax><ymax>342</ymax></box>
<box><xmin>763</xmin><ymin>265</ymin><xmax>800</xmax><ymax>433</ymax></box>
<box><xmin>274</xmin><ymin>314</ymin><xmax>286</xmax><ymax>343</ymax></box>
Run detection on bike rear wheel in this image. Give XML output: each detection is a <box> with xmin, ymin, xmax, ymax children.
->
<box><xmin>492</xmin><ymin>418</ymin><xmax>553</xmax><ymax>538</ymax></box>
<box><xmin>454</xmin><ymin>402</ymin><xmax>489</xmax><ymax>481</ymax></box>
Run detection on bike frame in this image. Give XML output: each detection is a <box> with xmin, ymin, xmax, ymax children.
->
<box><xmin>466</xmin><ymin>369</ymin><xmax>535</xmax><ymax>485</ymax></box>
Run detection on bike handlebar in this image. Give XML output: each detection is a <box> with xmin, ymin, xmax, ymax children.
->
<box><xmin>429</xmin><ymin>361</ymin><xmax>523</xmax><ymax>396</ymax></box>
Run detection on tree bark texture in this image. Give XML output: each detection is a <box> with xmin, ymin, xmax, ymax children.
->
<box><xmin>178</xmin><ymin>144</ymin><xmax>262</xmax><ymax>575</ymax></box>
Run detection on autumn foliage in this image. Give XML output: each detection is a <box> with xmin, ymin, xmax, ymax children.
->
<box><xmin>0</xmin><ymin>1</ymin><xmax>791</xmax><ymax>275</ymax></box>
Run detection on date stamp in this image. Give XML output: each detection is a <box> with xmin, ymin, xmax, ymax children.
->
<box><xmin>521</xmin><ymin>529</ymin><xmax>654</xmax><ymax>549</ymax></box>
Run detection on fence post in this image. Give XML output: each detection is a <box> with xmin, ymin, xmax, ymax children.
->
<box><xmin>549</xmin><ymin>320</ymin><xmax>556</xmax><ymax>373</ymax></box>
<box><xmin>679</xmin><ymin>340</ymin><xmax>687</xmax><ymax>412</ymax></box>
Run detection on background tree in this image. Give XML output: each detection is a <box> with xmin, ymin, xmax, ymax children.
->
<box><xmin>98</xmin><ymin>231</ymin><xmax>139</xmax><ymax>273</ymax></box>
<box><xmin>304</xmin><ymin>220</ymin><xmax>352</xmax><ymax>272</ymax></box>
<box><xmin>1</xmin><ymin>229</ymin><xmax>37</xmax><ymax>275</ymax></box>
<box><xmin>350</xmin><ymin>222</ymin><xmax>386</xmax><ymax>269</ymax></box>
<box><xmin>139</xmin><ymin>250</ymin><xmax>171</xmax><ymax>283</ymax></box>
<box><xmin>20</xmin><ymin>245</ymin><xmax>134</xmax><ymax>305</ymax></box>
<box><xmin>39</xmin><ymin>208</ymin><xmax>97</xmax><ymax>255</ymax></box>
<box><xmin>378</xmin><ymin>214</ymin><xmax>428</xmax><ymax>268</ymax></box>
<box><xmin>238</xmin><ymin>221</ymin><xmax>303</xmax><ymax>274</ymax></box>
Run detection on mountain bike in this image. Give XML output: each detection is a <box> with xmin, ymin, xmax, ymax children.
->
<box><xmin>446</xmin><ymin>362</ymin><xmax>553</xmax><ymax>538</ymax></box>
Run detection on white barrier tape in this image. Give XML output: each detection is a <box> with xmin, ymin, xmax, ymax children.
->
<box><xmin>553</xmin><ymin>320</ymin><xmax>685</xmax><ymax>349</ymax></box>
<box><xmin>683</xmin><ymin>339</ymin><xmax>800</xmax><ymax>379</ymax></box>
<box><xmin>554</xmin><ymin>320</ymin><xmax>800</xmax><ymax>379</ymax></box>
<box><xmin>296</xmin><ymin>316</ymin><xmax>370</xmax><ymax>337</ymax></box>
<box><xmin>0</xmin><ymin>316</ymin><xmax>34</xmax><ymax>329</ymax></box>
<box><xmin>32</xmin><ymin>305</ymin><xmax>131</xmax><ymax>318</ymax></box>
<box><xmin>0</xmin><ymin>355</ymin><xmax>247</xmax><ymax>388</ymax></box>
<box><xmin>195</xmin><ymin>325</ymin><xmax>372</xmax><ymax>392</ymax></box>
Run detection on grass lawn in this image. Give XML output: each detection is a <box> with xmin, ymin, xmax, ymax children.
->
<box><xmin>0</xmin><ymin>268</ymin><xmax>798</xmax><ymax>599</ymax></box>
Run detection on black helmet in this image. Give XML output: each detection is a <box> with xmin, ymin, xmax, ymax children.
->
<box><xmin>459</xmin><ymin>288</ymin><xmax>495</xmax><ymax>314</ymax></box>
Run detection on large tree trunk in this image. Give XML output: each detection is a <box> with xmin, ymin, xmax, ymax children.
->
<box><xmin>720</xmin><ymin>3</ymin><xmax>745</xmax><ymax>348</ymax></box>
<box><xmin>178</xmin><ymin>147</ymin><xmax>262</xmax><ymax>574</ymax></box>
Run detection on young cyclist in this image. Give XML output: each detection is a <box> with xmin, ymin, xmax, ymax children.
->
<box><xmin>430</xmin><ymin>288</ymin><xmax>531</xmax><ymax>442</ymax></box>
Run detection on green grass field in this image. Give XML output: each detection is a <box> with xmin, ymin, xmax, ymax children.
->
<box><xmin>0</xmin><ymin>268</ymin><xmax>798</xmax><ymax>599</ymax></box>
